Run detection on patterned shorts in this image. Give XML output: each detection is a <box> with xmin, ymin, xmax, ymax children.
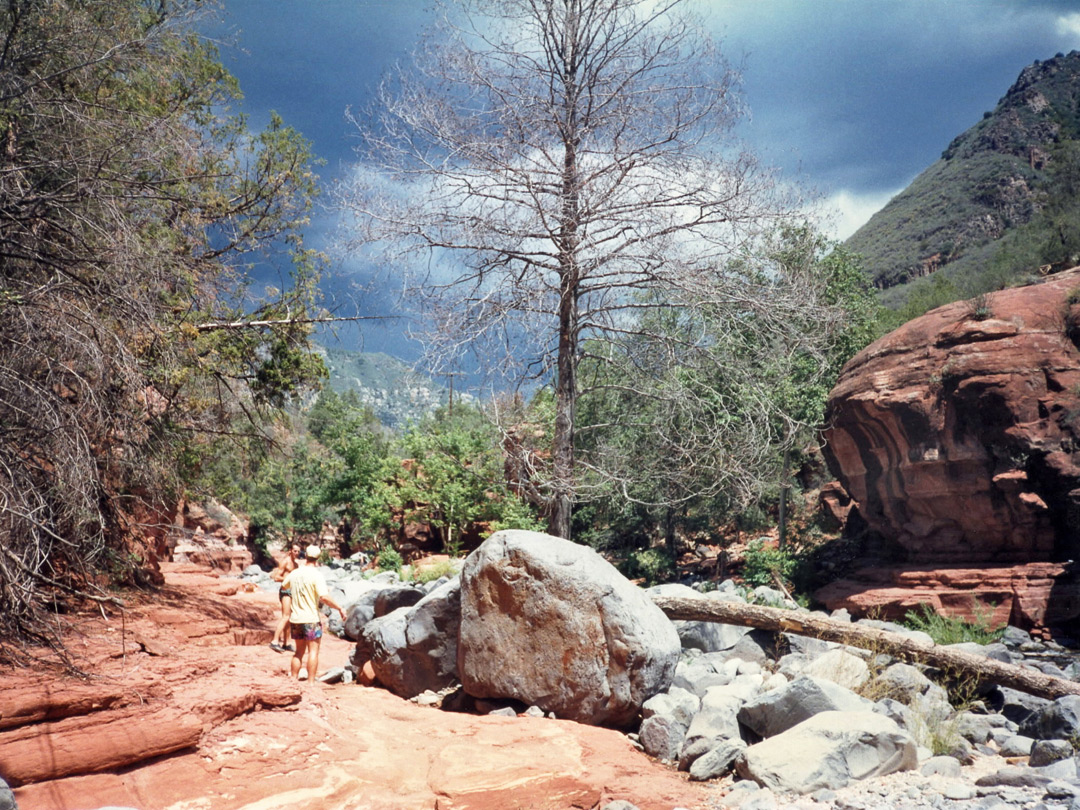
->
<box><xmin>289</xmin><ymin>622</ymin><xmax>322</xmax><ymax>641</ymax></box>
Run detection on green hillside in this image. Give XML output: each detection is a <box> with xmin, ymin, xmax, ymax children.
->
<box><xmin>319</xmin><ymin>347</ymin><xmax>456</xmax><ymax>427</ymax></box>
<box><xmin>847</xmin><ymin>50</ymin><xmax>1080</xmax><ymax>311</ymax></box>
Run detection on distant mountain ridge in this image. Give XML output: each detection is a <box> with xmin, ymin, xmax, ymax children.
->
<box><xmin>318</xmin><ymin>346</ymin><xmax>466</xmax><ymax>427</ymax></box>
<box><xmin>846</xmin><ymin>50</ymin><xmax>1080</xmax><ymax>307</ymax></box>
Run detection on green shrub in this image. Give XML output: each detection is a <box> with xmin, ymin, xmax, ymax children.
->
<box><xmin>741</xmin><ymin>539</ymin><xmax>797</xmax><ymax>587</ymax></box>
<box><xmin>375</xmin><ymin>546</ymin><xmax>403</xmax><ymax>575</ymax></box>
<box><xmin>900</xmin><ymin>603</ymin><xmax>1003</xmax><ymax>646</ymax></box>
<box><xmin>622</xmin><ymin>547</ymin><xmax>676</xmax><ymax>586</ymax></box>
<box><xmin>411</xmin><ymin>558</ymin><xmax>459</xmax><ymax>584</ymax></box>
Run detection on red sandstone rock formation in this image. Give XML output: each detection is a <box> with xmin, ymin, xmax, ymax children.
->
<box><xmin>6</xmin><ymin>562</ymin><xmax>710</xmax><ymax>810</ymax></box>
<box><xmin>170</xmin><ymin>499</ymin><xmax>252</xmax><ymax>571</ymax></box>
<box><xmin>819</xmin><ymin>269</ymin><xmax>1080</xmax><ymax>632</ymax></box>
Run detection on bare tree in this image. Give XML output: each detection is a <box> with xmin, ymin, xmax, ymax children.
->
<box><xmin>344</xmin><ymin>0</ymin><xmax>834</xmax><ymax>539</ymax></box>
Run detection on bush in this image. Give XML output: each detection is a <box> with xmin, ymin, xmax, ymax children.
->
<box><xmin>411</xmin><ymin>558</ymin><xmax>459</xmax><ymax>584</ymax></box>
<box><xmin>375</xmin><ymin>546</ymin><xmax>403</xmax><ymax>575</ymax></box>
<box><xmin>741</xmin><ymin>539</ymin><xmax>797</xmax><ymax>587</ymax></box>
<box><xmin>622</xmin><ymin>547</ymin><xmax>676</xmax><ymax>586</ymax></box>
<box><xmin>900</xmin><ymin>603</ymin><xmax>1003</xmax><ymax>646</ymax></box>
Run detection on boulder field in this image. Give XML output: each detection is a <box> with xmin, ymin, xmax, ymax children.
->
<box><xmin>820</xmin><ymin>268</ymin><xmax>1080</xmax><ymax>634</ymax></box>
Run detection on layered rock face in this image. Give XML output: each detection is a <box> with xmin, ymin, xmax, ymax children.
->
<box><xmin>820</xmin><ymin>269</ymin><xmax>1080</xmax><ymax>631</ymax></box>
<box><xmin>824</xmin><ymin>269</ymin><xmax>1080</xmax><ymax>561</ymax></box>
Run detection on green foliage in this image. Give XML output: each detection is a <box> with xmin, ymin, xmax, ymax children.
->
<box><xmin>411</xmin><ymin>558</ymin><xmax>460</xmax><ymax>584</ymax></box>
<box><xmin>900</xmin><ymin>603</ymin><xmax>1004</xmax><ymax>646</ymax></box>
<box><xmin>0</xmin><ymin>0</ymin><xmax>326</xmax><ymax>644</ymax></box>
<box><xmin>968</xmin><ymin>291</ymin><xmax>994</xmax><ymax>321</ymax></box>
<box><xmin>395</xmin><ymin>404</ymin><xmax>542</xmax><ymax>554</ymax></box>
<box><xmin>621</xmin><ymin>548</ymin><xmax>677</xmax><ymax>586</ymax></box>
<box><xmin>375</xmin><ymin>546</ymin><xmax>403</xmax><ymax>574</ymax></box>
<box><xmin>741</xmin><ymin>539</ymin><xmax>798</xmax><ymax>587</ymax></box>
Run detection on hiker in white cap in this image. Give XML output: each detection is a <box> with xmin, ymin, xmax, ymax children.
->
<box><xmin>281</xmin><ymin>544</ymin><xmax>347</xmax><ymax>681</ymax></box>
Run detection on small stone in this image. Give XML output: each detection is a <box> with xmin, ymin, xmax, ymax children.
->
<box><xmin>974</xmin><ymin>766</ymin><xmax>1052</xmax><ymax>788</ymax></box>
<box><xmin>998</xmin><ymin>734</ymin><xmax>1035</xmax><ymax>757</ymax></box>
<box><xmin>1034</xmin><ymin>757</ymin><xmax>1079</xmax><ymax>779</ymax></box>
<box><xmin>811</xmin><ymin>788</ymin><xmax>837</xmax><ymax>803</ymax></box>
<box><xmin>688</xmin><ymin>740</ymin><xmax>746</xmax><ymax>782</ymax></box>
<box><xmin>941</xmin><ymin>781</ymin><xmax>976</xmax><ymax>800</ymax></box>
<box><xmin>600</xmin><ymin>802</ymin><xmax>640</xmax><ymax>810</ymax></box>
<box><xmin>1045</xmin><ymin>780</ymin><xmax>1080</xmax><ymax>799</ymax></box>
<box><xmin>725</xmin><ymin>780</ymin><xmax>761</xmax><ymax>800</ymax></box>
<box><xmin>922</xmin><ymin>756</ymin><xmax>962</xmax><ymax>778</ymax></box>
<box><xmin>524</xmin><ymin>705</ymin><xmax>545</xmax><ymax>717</ymax></box>
<box><xmin>316</xmin><ymin>665</ymin><xmax>346</xmax><ymax>684</ymax></box>
<box><xmin>678</xmin><ymin>736</ymin><xmax>712</xmax><ymax>772</ymax></box>
<box><xmin>740</xmin><ymin>788</ymin><xmax>778</xmax><ymax>810</ymax></box>
<box><xmin>488</xmin><ymin>706</ymin><xmax>517</xmax><ymax>717</ymax></box>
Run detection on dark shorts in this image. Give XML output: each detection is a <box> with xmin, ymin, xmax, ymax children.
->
<box><xmin>290</xmin><ymin>622</ymin><xmax>322</xmax><ymax>641</ymax></box>
<box><xmin>279</xmin><ymin>588</ymin><xmax>291</xmax><ymax>600</ymax></box>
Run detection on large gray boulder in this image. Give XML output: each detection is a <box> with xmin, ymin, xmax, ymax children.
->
<box><xmin>362</xmin><ymin>578</ymin><xmax>461</xmax><ymax>698</ymax></box>
<box><xmin>457</xmin><ymin>530</ymin><xmax>680</xmax><ymax>727</ymax></box>
<box><xmin>738</xmin><ymin>676</ymin><xmax>873</xmax><ymax>739</ymax></box>
<box><xmin>736</xmin><ymin>711</ymin><xmax>917</xmax><ymax>794</ymax></box>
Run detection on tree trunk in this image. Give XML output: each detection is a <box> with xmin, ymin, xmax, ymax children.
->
<box><xmin>548</xmin><ymin>60</ymin><xmax>581</xmax><ymax>541</ymax></box>
<box><xmin>650</xmin><ymin>594</ymin><xmax>1080</xmax><ymax>701</ymax></box>
<box><xmin>777</xmin><ymin>445</ymin><xmax>790</xmax><ymax>549</ymax></box>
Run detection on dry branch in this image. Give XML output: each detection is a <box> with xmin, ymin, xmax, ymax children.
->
<box><xmin>191</xmin><ymin>315</ymin><xmax>389</xmax><ymax>331</ymax></box>
<box><xmin>650</xmin><ymin>594</ymin><xmax>1080</xmax><ymax>701</ymax></box>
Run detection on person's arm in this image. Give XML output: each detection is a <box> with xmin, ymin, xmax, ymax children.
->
<box><xmin>319</xmin><ymin>593</ymin><xmax>347</xmax><ymax>622</ymax></box>
<box><xmin>272</xmin><ymin>558</ymin><xmax>295</xmax><ymax>583</ymax></box>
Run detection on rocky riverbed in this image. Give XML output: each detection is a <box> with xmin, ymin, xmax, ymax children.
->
<box><xmin>4</xmin><ymin>533</ymin><xmax>1079</xmax><ymax>810</ymax></box>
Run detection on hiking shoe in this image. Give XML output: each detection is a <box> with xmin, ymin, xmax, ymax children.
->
<box><xmin>284</xmin><ymin>643</ymin><xmax>295</xmax><ymax>651</ymax></box>
<box><xmin>269</xmin><ymin>642</ymin><xmax>285</xmax><ymax>653</ymax></box>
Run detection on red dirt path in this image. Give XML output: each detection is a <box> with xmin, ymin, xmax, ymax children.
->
<box><xmin>6</xmin><ymin>562</ymin><xmax>716</xmax><ymax>810</ymax></box>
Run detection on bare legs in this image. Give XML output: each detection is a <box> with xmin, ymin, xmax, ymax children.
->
<box><xmin>272</xmin><ymin>595</ymin><xmax>292</xmax><ymax>647</ymax></box>
<box><xmin>289</xmin><ymin>635</ymin><xmax>321</xmax><ymax>680</ymax></box>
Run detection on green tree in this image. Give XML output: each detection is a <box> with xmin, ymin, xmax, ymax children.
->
<box><xmin>0</xmin><ymin>0</ymin><xmax>325</xmax><ymax>646</ymax></box>
<box><xmin>395</xmin><ymin>406</ymin><xmax>542</xmax><ymax>554</ymax></box>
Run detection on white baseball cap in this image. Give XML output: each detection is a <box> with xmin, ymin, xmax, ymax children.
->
<box><xmin>305</xmin><ymin>545</ymin><xmax>321</xmax><ymax>560</ymax></box>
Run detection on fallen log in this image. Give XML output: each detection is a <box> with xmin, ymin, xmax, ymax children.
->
<box><xmin>650</xmin><ymin>594</ymin><xmax>1080</xmax><ymax>701</ymax></box>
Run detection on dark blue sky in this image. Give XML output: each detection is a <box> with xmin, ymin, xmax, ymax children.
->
<box><xmin>208</xmin><ymin>0</ymin><xmax>1080</xmax><ymax>358</ymax></box>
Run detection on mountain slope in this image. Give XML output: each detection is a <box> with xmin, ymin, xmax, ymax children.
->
<box><xmin>846</xmin><ymin>50</ymin><xmax>1080</xmax><ymax>307</ymax></box>
<box><xmin>319</xmin><ymin>347</ymin><xmax>454</xmax><ymax>427</ymax></box>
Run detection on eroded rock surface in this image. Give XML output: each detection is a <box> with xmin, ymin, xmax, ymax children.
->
<box><xmin>7</xmin><ymin>561</ymin><xmax>710</xmax><ymax>810</ymax></box>
<box><xmin>820</xmin><ymin>269</ymin><xmax>1080</xmax><ymax>632</ymax></box>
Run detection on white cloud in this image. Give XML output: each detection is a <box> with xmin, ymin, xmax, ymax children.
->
<box><xmin>819</xmin><ymin>187</ymin><xmax>903</xmax><ymax>242</ymax></box>
<box><xmin>1057</xmin><ymin>13</ymin><xmax>1080</xmax><ymax>44</ymax></box>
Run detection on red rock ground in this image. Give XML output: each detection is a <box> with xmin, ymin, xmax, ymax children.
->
<box><xmin>4</xmin><ymin>562</ymin><xmax>714</xmax><ymax>810</ymax></box>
